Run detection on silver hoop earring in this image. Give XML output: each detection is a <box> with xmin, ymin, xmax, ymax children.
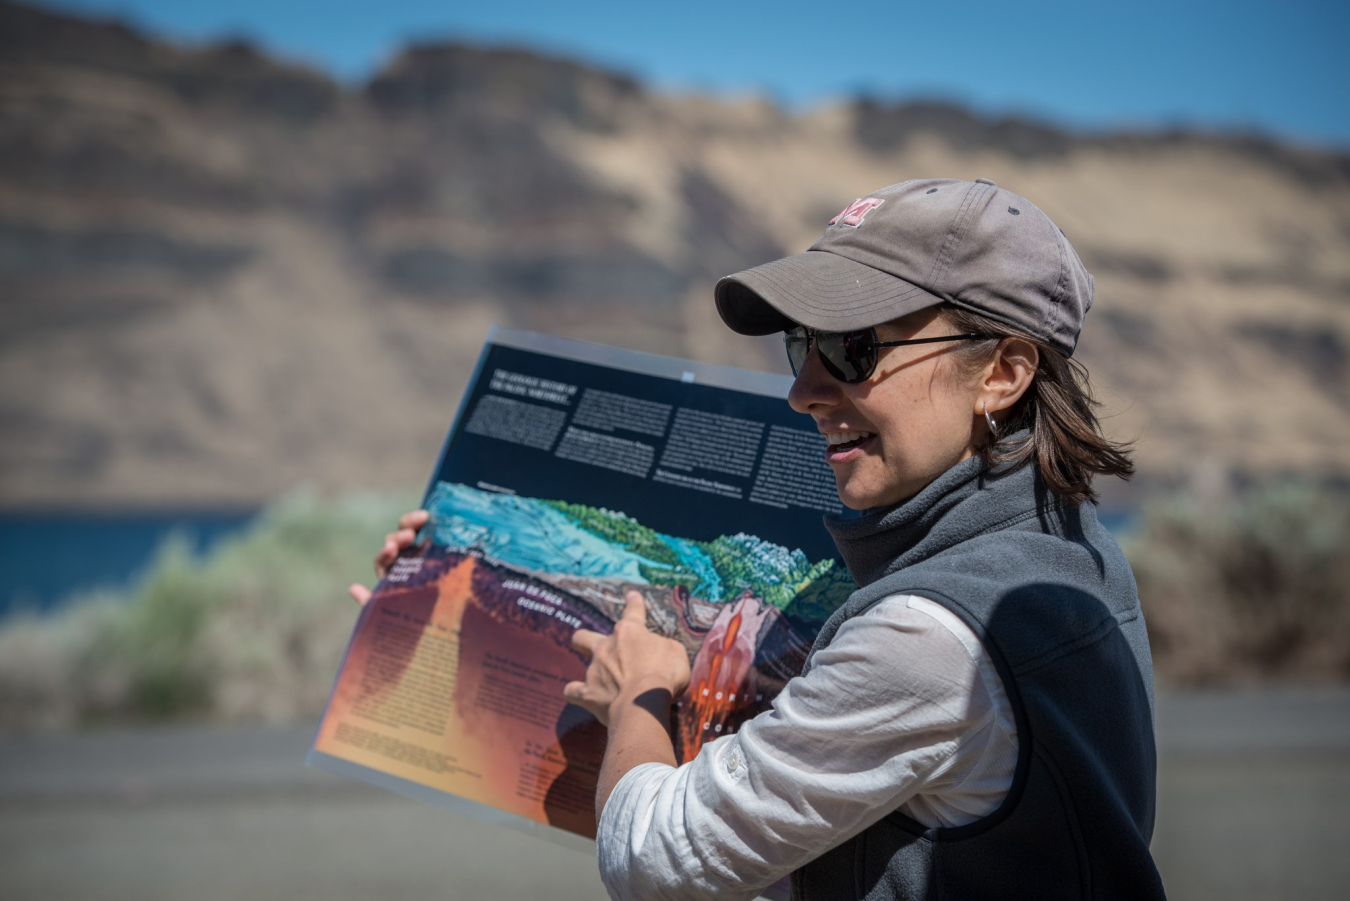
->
<box><xmin>983</xmin><ymin>402</ymin><xmax>998</xmax><ymax>438</ymax></box>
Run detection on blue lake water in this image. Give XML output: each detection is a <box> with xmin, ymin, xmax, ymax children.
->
<box><xmin>0</xmin><ymin>511</ymin><xmax>257</xmax><ymax>618</ymax></box>
<box><xmin>0</xmin><ymin>503</ymin><xmax>1138</xmax><ymax>620</ymax></box>
<box><xmin>1098</xmin><ymin>509</ymin><xmax>1137</xmax><ymax>540</ymax></box>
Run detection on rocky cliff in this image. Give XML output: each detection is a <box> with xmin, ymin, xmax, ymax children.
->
<box><xmin>2</xmin><ymin>0</ymin><xmax>1347</xmax><ymax>508</ymax></box>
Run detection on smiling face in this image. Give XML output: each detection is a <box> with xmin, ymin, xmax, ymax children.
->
<box><xmin>787</xmin><ymin>307</ymin><xmax>991</xmax><ymax>510</ymax></box>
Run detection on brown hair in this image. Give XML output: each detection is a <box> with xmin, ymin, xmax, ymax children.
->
<box><xmin>941</xmin><ymin>304</ymin><xmax>1134</xmax><ymax>505</ymax></box>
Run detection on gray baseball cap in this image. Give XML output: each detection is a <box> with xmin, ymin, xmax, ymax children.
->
<box><xmin>715</xmin><ymin>177</ymin><xmax>1094</xmax><ymax>357</ymax></box>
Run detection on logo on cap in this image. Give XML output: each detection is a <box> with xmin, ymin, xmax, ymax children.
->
<box><xmin>829</xmin><ymin>197</ymin><xmax>885</xmax><ymax>228</ymax></box>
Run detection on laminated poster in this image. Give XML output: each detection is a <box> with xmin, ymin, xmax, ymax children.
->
<box><xmin>309</xmin><ymin>328</ymin><xmax>857</xmax><ymax>898</ymax></box>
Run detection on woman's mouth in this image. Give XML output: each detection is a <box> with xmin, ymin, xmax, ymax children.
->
<box><xmin>824</xmin><ymin>430</ymin><xmax>876</xmax><ymax>461</ymax></box>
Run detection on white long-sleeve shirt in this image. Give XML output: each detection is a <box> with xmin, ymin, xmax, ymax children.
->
<box><xmin>596</xmin><ymin>594</ymin><xmax>1019</xmax><ymax>901</ymax></box>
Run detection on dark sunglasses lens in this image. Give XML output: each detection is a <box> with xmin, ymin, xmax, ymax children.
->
<box><xmin>844</xmin><ymin>330</ymin><xmax>877</xmax><ymax>382</ymax></box>
<box><xmin>816</xmin><ymin>330</ymin><xmax>875</xmax><ymax>383</ymax></box>
<box><xmin>784</xmin><ymin>329</ymin><xmax>809</xmax><ymax>376</ymax></box>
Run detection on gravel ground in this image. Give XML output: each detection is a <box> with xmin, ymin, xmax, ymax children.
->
<box><xmin>2</xmin><ymin>688</ymin><xmax>1347</xmax><ymax>901</ymax></box>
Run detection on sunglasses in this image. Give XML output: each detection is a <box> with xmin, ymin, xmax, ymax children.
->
<box><xmin>784</xmin><ymin>326</ymin><xmax>990</xmax><ymax>384</ymax></box>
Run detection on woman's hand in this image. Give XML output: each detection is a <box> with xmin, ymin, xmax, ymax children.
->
<box><xmin>564</xmin><ymin>591</ymin><xmax>691</xmax><ymax>727</ymax></box>
<box><xmin>348</xmin><ymin>509</ymin><xmax>429</xmax><ymax>606</ymax></box>
<box><xmin>567</xmin><ymin>591</ymin><xmax>690</xmax><ymax>816</ymax></box>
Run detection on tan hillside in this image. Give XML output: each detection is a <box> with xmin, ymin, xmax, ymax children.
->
<box><xmin>1</xmin><ymin>0</ymin><xmax>1348</xmax><ymax>509</ymax></box>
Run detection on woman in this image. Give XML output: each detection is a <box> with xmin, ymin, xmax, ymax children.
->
<box><xmin>360</xmin><ymin>178</ymin><xmax>1165</xmax><ymax>899</ymax></box>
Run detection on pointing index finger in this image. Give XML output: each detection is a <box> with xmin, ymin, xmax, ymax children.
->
<box><xmin>622</xmin><ymin>590</ymin><xmax>648</xmax><ymax>625</ymax></box>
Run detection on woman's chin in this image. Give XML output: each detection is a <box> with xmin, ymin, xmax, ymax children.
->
<box><xmin>833</xmin><ymin>472</ymin><xmax>916</xmax><ymax>511</ymax></box>
<box><xmin>834</xmin><ymin>479</ymin><xmax>888</xmax><ymax>511</ymax></box>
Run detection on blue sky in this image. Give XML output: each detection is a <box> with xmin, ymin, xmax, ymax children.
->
<box><xmin>49</xmin><ymin>0</ymin><xmax>1350</xmax><ymax>148</ymax></box>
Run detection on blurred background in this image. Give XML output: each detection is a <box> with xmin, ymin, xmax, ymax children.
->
<box><xmin>1</xmin><ymin>0</ymin><xmax>1347</xmax><ymax>897</ymax></box>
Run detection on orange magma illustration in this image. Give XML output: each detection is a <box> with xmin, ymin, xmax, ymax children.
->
<box><xmin>678</xmin><ymin>593</ymin><xmax>774</xmax><ymax>762</ymax></box>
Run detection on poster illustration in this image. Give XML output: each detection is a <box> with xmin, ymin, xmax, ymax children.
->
<box><xmin>310</xmin><ymin>328</ymin><xmax>856</xmax><ymax>867</ymax></box>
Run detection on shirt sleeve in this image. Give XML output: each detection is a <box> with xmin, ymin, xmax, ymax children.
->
<box><xmin>595</xmin><ymin>594</ymin><xmax>1005</xmax><ymax>901</ymax></box>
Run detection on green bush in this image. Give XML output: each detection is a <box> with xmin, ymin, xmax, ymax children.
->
<box><xmin>1125</xmin><ymin>480</ymin><xmax>1350</xmax><ymax>684</ymax></box>
<box><xmin>0</xmin><ymin>489</ymin><xmax>416</xmax><ymax>731</ymax></box>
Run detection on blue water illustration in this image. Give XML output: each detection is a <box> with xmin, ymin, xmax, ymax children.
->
<box><xmin>423</xmin><ymin>481</ymin><xmax>854</xmax><ymax>613</ymax></box>
<box><xmin>425</xmin><ymin>482</ymin><xmax>664</xmax><ymax>582</ymax></box>
<box><xmin>663</xmin><ymin>535</ymin><xmax>722</xmax><ymax>601</ymax></box>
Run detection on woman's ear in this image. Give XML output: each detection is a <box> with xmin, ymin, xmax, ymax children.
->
<box><xmin>979</xmin><ymin>338</ymin><xmax>1039</xmax><ymax>416</ymax></box>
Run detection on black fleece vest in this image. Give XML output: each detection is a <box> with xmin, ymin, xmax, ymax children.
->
<box><xmin>791</xmin><ymin>453</ymin><xmax>1166</xmax><ymax>901</ymax></box>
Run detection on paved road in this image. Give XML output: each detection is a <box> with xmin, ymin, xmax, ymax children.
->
<box><xmin>1150</xmin><ymin>690</ymin><xmax>1350</xmax><ymax>900</ymax></box>
<box><xmin>2</xmin><ymin>689</ymin><xmax>1348</xmax><ymax>900</ymax></box>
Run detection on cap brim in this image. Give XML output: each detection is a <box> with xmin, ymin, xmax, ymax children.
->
<box><xmin>715</xmin><ymin>250</ymin><xmax>947</xmax><ymax>336</ymax></box>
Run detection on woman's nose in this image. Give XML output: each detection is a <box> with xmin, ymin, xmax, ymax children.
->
<box><xmin>787</xmin><ymin>344</ymin><xmax>841</xmax><ymax>414</ymax></box>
